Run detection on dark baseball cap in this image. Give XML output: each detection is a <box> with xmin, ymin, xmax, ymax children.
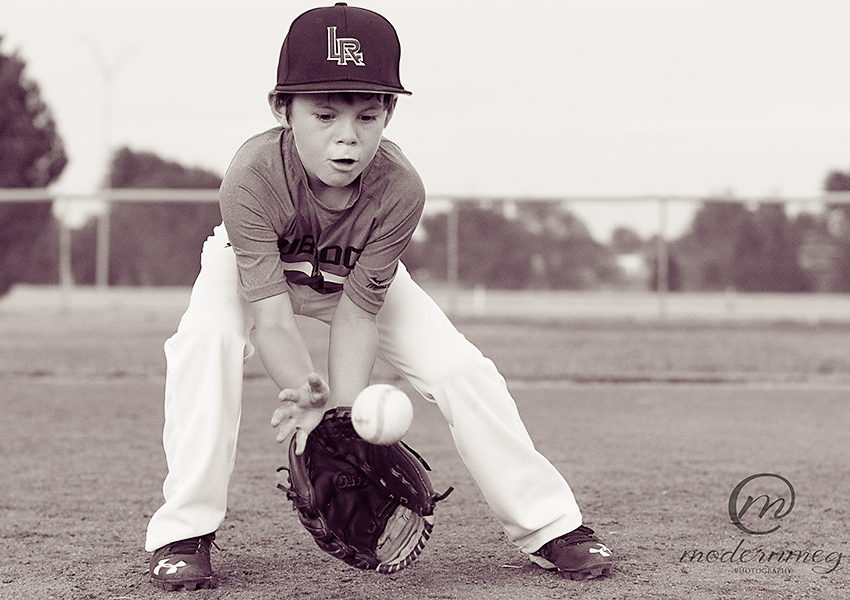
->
<box><xmin>275</xmin><ymin>2</ymin><xmax>411</xmax><ymax>95</ymax></box>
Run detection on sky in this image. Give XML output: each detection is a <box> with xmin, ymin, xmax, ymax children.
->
<box><xmin>4</xmin><ymin>0</ymin><xmax>850</xmax><ymax>239</ymax></box>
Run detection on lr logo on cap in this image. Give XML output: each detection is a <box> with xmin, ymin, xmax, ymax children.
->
<box><xmin>327</xmin><ymin>27</ymin><xmax>364</xmax><ymax>66</ymax></box>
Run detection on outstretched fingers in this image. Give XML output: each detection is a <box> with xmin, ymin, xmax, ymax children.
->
<box><xmin>271</xmin><ymin>373</ymin><xmax>330</xmax><ymax>447</ymax></box>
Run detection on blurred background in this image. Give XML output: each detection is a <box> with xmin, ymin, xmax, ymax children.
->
<box><xmin>2</xmin><ymin>0</ymin><xmax>850</xmax><ymax>319</ymax></box>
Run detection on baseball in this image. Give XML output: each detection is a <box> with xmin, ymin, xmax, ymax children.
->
<box><xmin>351</xmin><ymin>384</ymin><xmax>413</xmax><ymax>445</ymax></box>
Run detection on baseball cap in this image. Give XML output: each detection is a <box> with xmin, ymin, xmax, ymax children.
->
<box><xmin>275</xmin><ymin>2</ymin><xmax>411</xmax><ymax>95</ymax></box>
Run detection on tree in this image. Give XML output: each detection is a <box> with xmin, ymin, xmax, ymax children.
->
<box><xmin>406</xmin><ymin>202</ymin><xmax>536</xmax><ymax>288</ymax></box>
<box><xmin>610</xmin><ymin>226</ymin><xmax>644</xmax><ymax>255</ymax></box>
<box><xmin>824</xmin><ymin>170</ymin><xmax>850</xmax><ymax>193</ymax></box>
<box><xmin>404</xmin><ymin>200</ymin><xmax>617</xmax><ymax>289</ymax></box>
<box><xmin>0</xmin><ymin>37</ymin><xmax>67</xmax><ymax>295</ymax></box>
<box><xmin>731</xmin><ymin>204</ymin><xmax>808</xmax><ymax>292</ymax></box>
<box><xmin>519</xmin><ymin>204</ymin><xmax>618</xmax><ymax>289</ymax></box>
<box><xmin>72</xmin><ymin>147</ymin><xmax>222</xmax><ymax>285</ymax></box>
<box><xmin>673</xmin><ymin>201</ymin><xmax>751</xmax><ymax>290</ymax></box>
<box><xmin>673</xmin><ymin>200</ymin><xmax>808</xmax><ymax>292</ymax></box>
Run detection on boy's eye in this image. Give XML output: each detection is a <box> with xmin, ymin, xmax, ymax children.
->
<box><xmin>315</xmin><ymin>113</ymin><xmax>334</xmax><ymax>122</ymax></box>
<box><xmin>359</xmin><ymin>114</ymin><xmax>379</xmax><ymax>123</ymax></box>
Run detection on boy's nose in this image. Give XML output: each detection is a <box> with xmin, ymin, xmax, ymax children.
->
<box><xmin>335</xmin><ymin>118</ymin><xmax>358</xmax><ymax>145</ymax></box>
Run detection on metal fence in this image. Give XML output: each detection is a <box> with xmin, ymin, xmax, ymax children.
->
<box><xmin>3</xmin><ymin>188</ymin><xmax>850</xmax><ymax>318</ymax></box>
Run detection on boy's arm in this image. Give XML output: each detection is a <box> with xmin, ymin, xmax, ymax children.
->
<box><xmin>251</xmin><ymin>292</ymin><xmax>313</xmax><ymax>388</ymax></box>
<box><xmin>253</xmin><ymin>293</ymin><xmax>331</xmax><ymax>453</ymax></box>
<box><xmin>328</xmin><ymin>291</ymin><xmax>378</xmax><ymax>407</ymax></box>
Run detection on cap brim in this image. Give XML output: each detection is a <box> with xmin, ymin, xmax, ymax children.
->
<box><xmin>273</xmin><ymin>81</ymin><xmax>411</xmax><ymax>95</ymax></box>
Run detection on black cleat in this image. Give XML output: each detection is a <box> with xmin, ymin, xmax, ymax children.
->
<box><xmin>531</xmin><ymin>525</ymin><xmax>613</xmax><ymax>581</ymax></box>
<box><xmin>149</xmin><ymin>533</ymin><xmax>216</xmax><ymax>591</ymax></box>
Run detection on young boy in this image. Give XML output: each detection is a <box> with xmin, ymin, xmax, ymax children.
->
<box><xmin>146</xmin><ymin>2</ymin><xmax>613</xmax><ymax>591</ymax></box>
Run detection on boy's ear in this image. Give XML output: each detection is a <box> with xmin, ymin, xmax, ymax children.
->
<box><xmin>268</xmin><ymin>91</ymin><xmax>289</xmax><ymax>127</ymax></box>
<box><xmin>384</xmin><ymin>96</ymin><xmax>397</xmax><ymax>127</ymax></box>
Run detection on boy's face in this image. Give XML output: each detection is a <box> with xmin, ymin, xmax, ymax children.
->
<box><xmin>283</xmin><ymin>94</ymin><xmax>391</xmax><ymax>193</ymax></box>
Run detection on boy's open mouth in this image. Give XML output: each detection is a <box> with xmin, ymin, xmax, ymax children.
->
<box><xmin>333</xmin><ymin>158</ymin><xmax>356</xmax><ymax>165</ymax></box>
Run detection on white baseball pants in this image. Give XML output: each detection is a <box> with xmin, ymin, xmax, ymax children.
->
<box><xmin>145</xmin><ymin>224</ymin><xmax>582</xmax><ymax>553</ymax></box>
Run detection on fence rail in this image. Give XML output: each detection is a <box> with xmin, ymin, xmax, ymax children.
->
<box><xmin>4</xmin><ymin>188</ymin><xmax>850</xmax><ymax>203</ymax></box>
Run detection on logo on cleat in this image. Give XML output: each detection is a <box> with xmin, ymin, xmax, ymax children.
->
<box><xmin>154</xmin><ymin>559</ymin><xmax>187</xmax><ymax>575</ymax></box>
<box><xmin>589</xmin><ymin>543</ymin><xmax>612</xmax><ymax>557</ymax></box>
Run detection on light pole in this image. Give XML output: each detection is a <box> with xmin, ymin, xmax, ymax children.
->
<box><xmin>79</xmin><ymin>38</ymin><xmax>134</xmax><ymax>289</ymax></box>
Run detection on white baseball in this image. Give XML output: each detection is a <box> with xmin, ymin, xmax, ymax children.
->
<box><xmin>351</xmin><ymin>384</ymin><xmax>413</xmax><ymax>445</ymax></box>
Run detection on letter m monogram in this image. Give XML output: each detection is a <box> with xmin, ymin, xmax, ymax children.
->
<box><xmin>741</xmin><ymin>494</ymin><xmax>790</xmax><ymax>519</ymax></box>
<box><xmin>327</xmin><ymin>26</ymin><xmax>365</xmax><ymax>66</ymax></box>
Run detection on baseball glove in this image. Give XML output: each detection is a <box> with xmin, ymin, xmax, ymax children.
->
<box><xmin>277</xmin><ymin>407</ymin><xmax>452</xmax><ymax>574</ymax></box>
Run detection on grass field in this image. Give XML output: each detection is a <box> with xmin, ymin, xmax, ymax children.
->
<box><xmin>1</xmin><ymin>286</ymin><xmax>848</xmax><ymax>599</ymax></box>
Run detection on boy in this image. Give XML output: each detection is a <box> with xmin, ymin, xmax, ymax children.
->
<box><xmin>146</xmin><ymin>2</ymin><xmax>613</xmax><ymax>591</ymax></box>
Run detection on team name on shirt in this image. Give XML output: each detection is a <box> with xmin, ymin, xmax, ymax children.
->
<box><xmin>278</xmin><ymin>234</ymin><xmax>363</xmax><ymax>270</ymax></box>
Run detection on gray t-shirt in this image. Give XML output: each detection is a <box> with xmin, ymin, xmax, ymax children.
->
<box><xmin>219</xmin><ymin>127</ymin><xmax>425</xmax><ymax>314</ymax></box>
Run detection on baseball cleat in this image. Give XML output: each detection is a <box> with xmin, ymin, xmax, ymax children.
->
<box><xmin>149</xmin><ymin>533</ymin><xmax>217</xmax><ymax>591</ymax></box>
<box><xmin>530</xmin><ymin>525</ymin><xmax>613</xmax><ymax>581</ymax></box>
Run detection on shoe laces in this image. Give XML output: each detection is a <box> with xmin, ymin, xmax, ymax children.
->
<box><xmin>166</xmin><ymin>533</ymin><xmax>219</xmax><ymax>555</ymax></box>
<box><xmin>551</xmin><ymin>525</ymin><xmax>600</xmax><ymax>548</ymax></box>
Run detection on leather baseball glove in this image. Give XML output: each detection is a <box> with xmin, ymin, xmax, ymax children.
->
<box><xmin>277</xmin><ymin>406</ymin><xmax>452</xmax><ymax>573</ymax></box>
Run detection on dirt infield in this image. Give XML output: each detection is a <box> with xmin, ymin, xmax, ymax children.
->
<box><xmin>1</xmin><ymin>287</ymin><xmax>848</xmax><ymax>599</ymax></box>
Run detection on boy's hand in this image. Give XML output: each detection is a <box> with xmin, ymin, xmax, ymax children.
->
<box><xmin>271</xmin><ymin>372</ymin><xmax>330</xmax><ymax>454</ymax></box>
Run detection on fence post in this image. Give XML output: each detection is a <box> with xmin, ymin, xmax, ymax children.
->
<box><xmin>96</xmin><ymin>194</ymin><xmax>111</xmax><ymax>289</ymax></box>
<box><xmin>656</xmin><ymin>197</ymin><xmax>669</xmax><ymax>320</ymax></box>
<box><xmin>59</xmin><ymin>215</ymin><xmax>73</xmax><ymax>303</ymax></box>
<box><xmin>446</xmin><ymin>200</ymin><xmax>459</xmax><ymax>316</ymax></box>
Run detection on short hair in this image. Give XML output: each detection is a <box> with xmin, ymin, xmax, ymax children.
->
<box><xmin>273</xmin><ymin>92</ymin><xmax>397</xmax><ymax>122</ymax></box>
